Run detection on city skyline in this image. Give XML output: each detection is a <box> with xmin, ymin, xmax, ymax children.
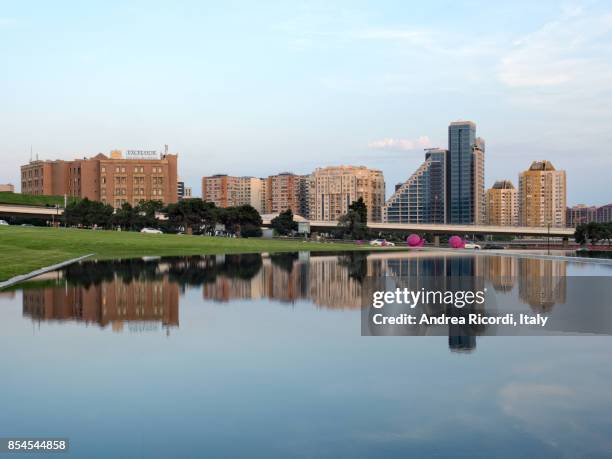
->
<box><xmin>2</xmin><ymin>1</ymin><xmax>612</xmax><ymax>206</ymax></box>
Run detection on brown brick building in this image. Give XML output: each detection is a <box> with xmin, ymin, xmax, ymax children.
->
<box><xmin>20</xmin><ymin>149</ymin><xmax>178</xmax><ymax>208</ymax></box>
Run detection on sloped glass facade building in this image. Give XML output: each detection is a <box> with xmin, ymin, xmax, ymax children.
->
<box><xmin>383</xmin><ymin>148</ymin><xmax>447</xmax><ymax>223</ymax></box>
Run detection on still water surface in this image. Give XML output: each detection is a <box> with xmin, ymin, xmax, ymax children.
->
<box><xmin>1</xmin><ymin>252</ymin><xmax>611</xmax><ymax>458</ymax></box>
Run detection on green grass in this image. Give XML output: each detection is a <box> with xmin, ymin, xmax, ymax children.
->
<box><xmin>0</xmin><ymin>191</ymin><xmax>79</xmax><ymax>207</ymax></box>
<box><xmin>0</xmin><ymin>226</ymin><xmax>402</xmax><ymax>281</ymax></box>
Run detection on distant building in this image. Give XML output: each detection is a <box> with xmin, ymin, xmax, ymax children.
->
<box><xmin>264</xmin><ymin>172</ymin><xmax>307</xmax><ymax>216</ymax></box>
<box><xmin>202</xmin><ymin>175</ymin><xmax>264</xmax><ymax>212</ymax></box>
<box><xmin>486</xmin><ymin>180</ymin><xmax>518</xmax><ymax>226</ymax></box>
<box><xmin>177</xmin><ymin>182</ymin><xmax>193</xmax><ymax>200</ymax></box>
<box><xmin>309</xmin><ymin>166</ymin><xmax>385</xmax><ymax>222</ymax></box>
<box><xmin>383</xmin><ymin>148</ymin><xmax>446</xmax><ymax>223</ymax></box>
<box><xmin>566</xmin><ymin>204</ymin><xmax>597</xmax><ymax>227</ymax></box>
<box><xmin>20</xmin><ymin>148</ymin><xmax>178</xmax><ymax>208</ymax></box>
<box><xmin>447</xmin><ymin>121</ymin><xmax>485</xmax><ymax>224</ymax></box>
<box><xmin>0</xmin><ymin>184</ymin><xmax>15</xmax><ymax>192</ymax></box>
<box><xmin>596</xmin><ymin>204</ymin><xmax>612</xmax><ymax>223</ymax></box>
<box><xmin>566</xmin><ymin>203</ymin><xmax>612</xmax><ymax>226</ymax></box>
<box><xmin>237</xmin><ymin>177</ymin><xmax>264</xmax><ymax>213</ymax></box>
<box><xmin>518</xmin><ymin>160</ymin><xmax>566</xmax><ymax>227</ymax></box>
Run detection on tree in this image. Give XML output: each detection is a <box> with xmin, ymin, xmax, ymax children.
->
<box><xmin>218</xmin><ymin>205</ymin><xmax>262</xmax><ymax>236</ymax></box>
<box><xmin>166</xmin><ymin>198</ymin><xmax>206</xmax><ymax>234</ymax></box>
<box><xmin>271</xmin><ymin>209</ymin><xmax>297</xmax><ymax>235</ymax></box>
<box><xmin>587</xmin><ymin>222</ymin><xmax>604</xmax><ymax>245</ymax></box>
<box><xmin>349</xmin><ymin>197</ymin><xmax>367</xmax><ymax>226</ymax></box>
<box><xmin>64</xmin><ymin>198</ymin><xmax>113</xmax><ymax>228</ymax></box>
<box><xmin>574</xmin><ymin>222</ymin><xmax>612</xmax><ymax>246</ymax></box>
<box><xmin>132</xmin><ymin>200</ymin><xmax>164</xmax><ymax>229</ymax></box>
<box><xmin>574</xmin><ymin>224</ymin><xmax>587</xmax><ymax>245</ymax></box>
<box><xmin>336</xmin><ymin>209</ymin><xmax>367</xmax><ymax>240</ymax></box>
<box><xmin>111</xmin><ymin>202</ymin><xmax>137</xmax><ymax>230</ymax></box>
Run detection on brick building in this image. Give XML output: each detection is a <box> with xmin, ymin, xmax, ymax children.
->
<box><xmin>20</xmin><ymin>149</ymin><xmax>178</xmax><ymax>208</ymax></box>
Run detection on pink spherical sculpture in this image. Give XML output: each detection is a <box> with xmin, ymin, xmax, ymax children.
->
<box><xmin>406</xmin><ymin>234</ymin><xmax>424</xmax><ymax>247</ymax></box>
<box><xmin>448</xmin><ymin>235</ymin><xmax>465</xmax><ymax>249</ymax></box>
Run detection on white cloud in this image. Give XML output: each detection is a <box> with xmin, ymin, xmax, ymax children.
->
<box><xmin>498</xmin><ymin>10</ymin><xmax>612</xmax><ymax>89</ymax></box>
<box><xmin>368</xmin><ymin>136</ymin><xmax>432</xmax><ymax>151</ymax></box>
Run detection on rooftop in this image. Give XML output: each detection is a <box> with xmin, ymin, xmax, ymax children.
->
<box><xmin>528</xmin><ymin>160</ymin><xmax>557</xmax><ymax>171</ymax></box>
<box><xmin>492</xmin><ymin>180</ymin><xmax>515</xmax><ymax>190</ymax></box>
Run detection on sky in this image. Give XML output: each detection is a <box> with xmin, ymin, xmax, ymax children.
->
<box><xmin>1</xmin><ymin>0</ymin><xmax>611</xmax><ymax>205</ymax></box>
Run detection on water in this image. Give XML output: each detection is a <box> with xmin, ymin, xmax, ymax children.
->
<box><xmin>1</xmin><ymin>252</ymin><xmax>612</xmax><ymax>458</ymax></box>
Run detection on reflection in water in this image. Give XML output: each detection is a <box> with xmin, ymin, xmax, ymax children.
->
<box><xmin>3</xmin><ymin>252</ymin><xmax>611</xmax><ymax>458</ymax></box>
<box><xmin>23</xmin><ymin>275</ymin><xmax>179</xmax><ymax>333</ymax></box>
<box><xmin>18</xmin><ymin>252</ymin><xmax>570</xmax><ymax>348</ymax></box>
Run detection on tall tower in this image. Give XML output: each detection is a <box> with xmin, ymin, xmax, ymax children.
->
<box><xmin>447</xmin><ymin>121</ymin><xmax>485</xmax><ymax>224</ymax></box>
<box><xmin>518</xmin><ymin>160</ymin><xmax>566</xmax><ymax>227</ymax></box>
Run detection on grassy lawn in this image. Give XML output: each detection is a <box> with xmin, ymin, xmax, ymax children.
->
<box><xmin>0</xmin><ymin>191</ymin><xmax>79</xmax><ymax>207</ymax></box>
<box><xmin>0</xmin><ymin>226</ymin><xmax>400</xmax><ymax>281</ymax></box>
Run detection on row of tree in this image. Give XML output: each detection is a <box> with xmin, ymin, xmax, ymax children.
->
<box><xmin>64</xmin><ymin>195</ymin><xmax>374</xmax><ymax>239</ymax></box>
<box><xmin>575</xmin><ymin>222</ymin><xmax>612</xmax><ymax>245</ymax></box>
<box><xmin>64</xmin><ymin>198</ymin><xmax>263</xmax><ymax>236</ymax></box>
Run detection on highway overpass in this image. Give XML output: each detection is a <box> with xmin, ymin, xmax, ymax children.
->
<box><xmin>0</xmin><ymin>205</ymin><xmax>576</xmax><ymax>239</ymax></box>
<box><xmin>0</xmin><ymin>204</ymin><xmax>64</xmax><ymax>218</ymax></box>
<box><xmin>261</xmin><ymin>215</ymin><xmax>575</xmax><ymax>238</ymax></box>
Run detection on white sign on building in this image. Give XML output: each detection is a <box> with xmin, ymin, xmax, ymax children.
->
<box><xmin>125</xmin><ymin>150</ymin><xmax>160</xmax><ymax>160</ymax></box>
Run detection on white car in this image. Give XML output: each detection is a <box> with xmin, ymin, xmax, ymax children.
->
<box><xmin>464</xmin><ymin>242</ymin><xmax>481</xmax><ymax>250</ymax></box>
<box><xmin>140</xmin><ymin>227</ymin><xmax>163</xmax><ymax>234</ymax></box>
<box><xmin>369</xmin><ymin>239</ymin><xmax>395</xmax><ymax>247</ymax></box>
<box><xmin>0</xmin><ymin>220</ymin><xmax>8</xmax><ymax>226</ymax></box>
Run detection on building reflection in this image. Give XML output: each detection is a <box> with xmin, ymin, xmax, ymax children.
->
<box><xmin>517</xmin><ymin>258</ymin><xmax>567</xmax><ymax>312</ymax></box>
<box><xmin>19</xmin><ymin>252</ymin><xmax>568</xmax><ymax>344</ymax></box>
<box><xmin>22</xmin><ymin>263</ymin><xmax>179</xmax><ymax>332</ymax></box>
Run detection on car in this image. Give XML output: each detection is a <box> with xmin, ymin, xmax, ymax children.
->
<box><xmin>484</xmin><ymin>243</ymin><xmax>505</xmax><ymax>250</ymax></box>
<box><xmin>369</xmin><ymin>239</ymin><xmax>395</xmax><ymax>247</ymax></box>
<box><xmin>0</xmin><ymin>220</ymin><xmax>8</xmax><ymax>226</ymax></box>
<box><xmin>140</xmin><ymin>227</ymin><xmax>163</xmax><ymax>234</ymax></box>
<box><xmin>463</xmin><ymin>242</ymin><xmax>482</xmax><ymax>250</ymax></box>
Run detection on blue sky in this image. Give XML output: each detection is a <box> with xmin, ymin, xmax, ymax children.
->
<box><xmin>1</xmin><ymin>0</ymin><xmax>611</xmax><ymax>205</ymax></box>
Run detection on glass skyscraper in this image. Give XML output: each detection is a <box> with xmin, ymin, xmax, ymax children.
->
<box><xmin>447</xmin><ymin>121</ymin><xmax>485</xmax><ymax>224</ymax></box>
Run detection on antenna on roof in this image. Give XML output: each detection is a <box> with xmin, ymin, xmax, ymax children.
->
<box><xmin>30</xmin><ymin>145</ymin><xmax>33</xmax><ymax>162</ymax></box>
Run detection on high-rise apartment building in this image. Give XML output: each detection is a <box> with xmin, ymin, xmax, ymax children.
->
<box><xmin>202</xmin><ymin>175</ymin><xmax>264</xmax><ymax>212</ymax></box>
<box><xmin>202</xmin><ymin>175</ymin><xmax>240</xmax><ymax>208</ymax></box>
<box><xmin>264</xmin><ymin>173</ymin><xmax>307</xmax><ymax>216</ymax></box>
<box><xmin>447</xmin><ymin>121</ymin><xmax>485</xmax><ymax>224</ymax></box>
<box><xmin>485</xmin><ymin>180</ymin><xmax>518</xmax><ymax>226</ymax></box>
<box><xmin>237</xmin><ymin>177</ymin><xmax>264</xmax><ymax>213</ymax></box>
<box><xmin>518</xmin><ymin>160</ymin><xmax>566</xmax><ymax>227</ymax></box>
<box><xmin>309</xmin><ymin>166</ymin><xmax>385</xmax><ymax>222</ymax></box>
<box><xmin>20</xmin><ymin>149</ymin><xmax>178</xmax><ymax>208</ymax></box>
<box><xmin>383</xmin><ymin>148</ymin><xmax>446</xmax><ymax>223</ymax></box>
